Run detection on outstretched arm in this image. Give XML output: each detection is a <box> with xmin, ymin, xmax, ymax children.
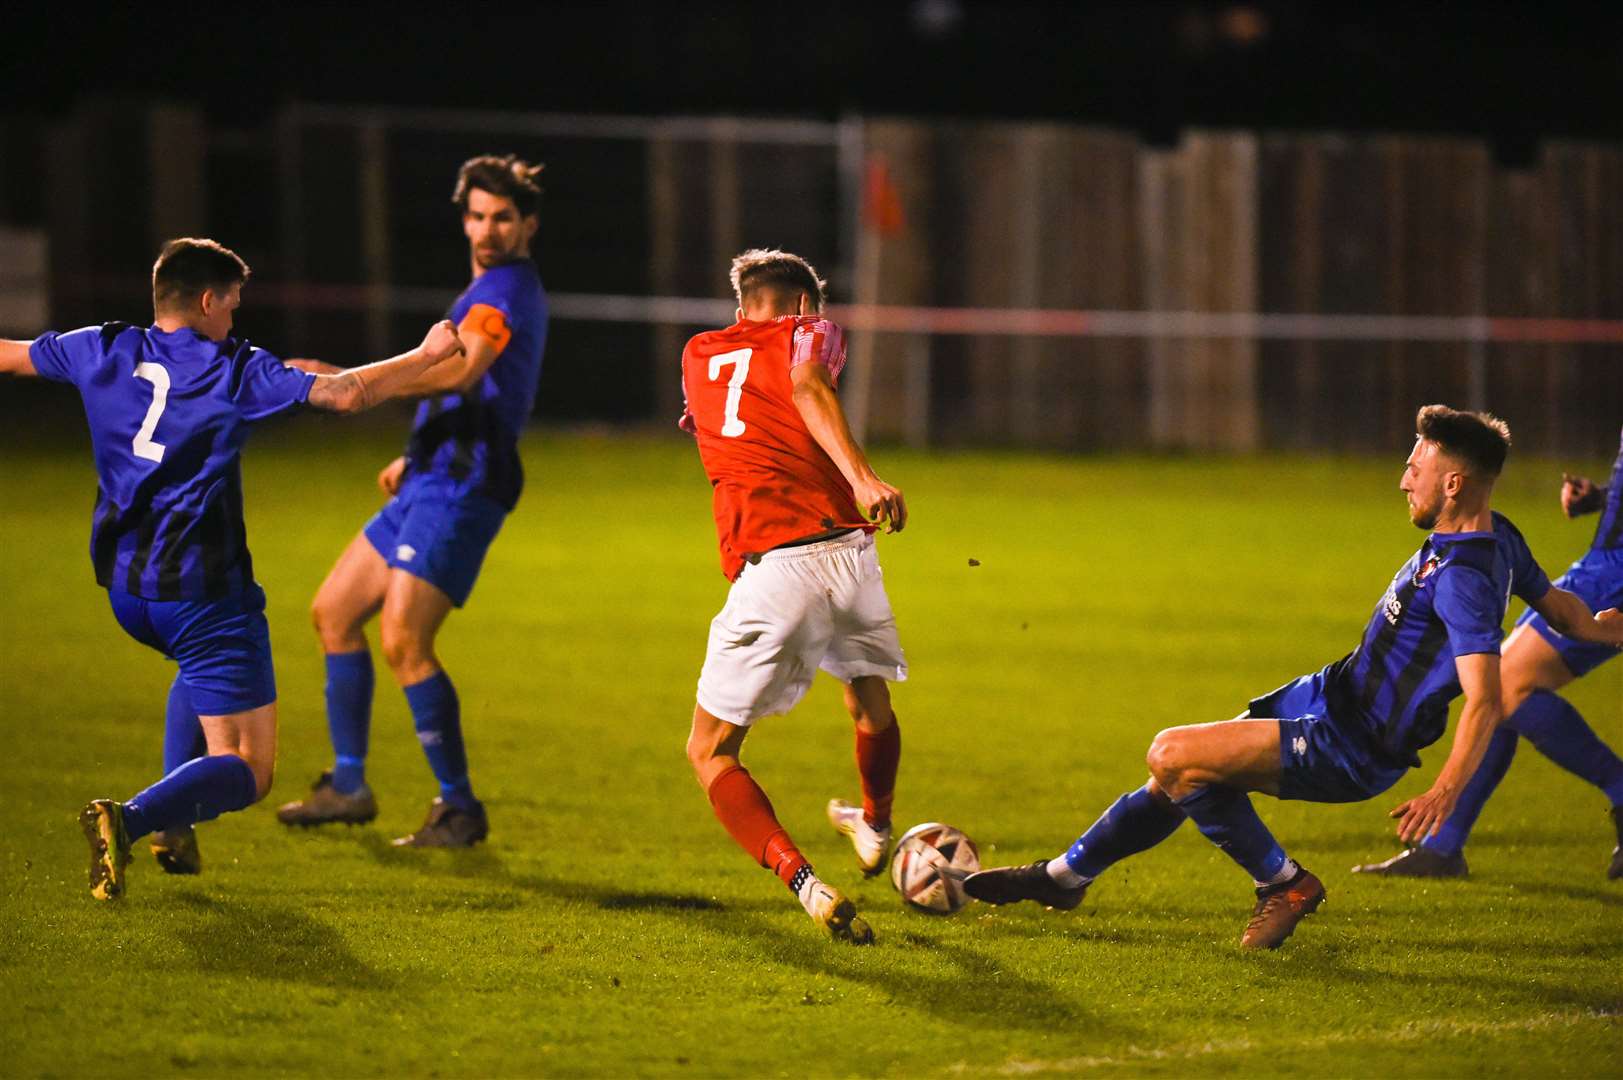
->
<box><xmin>284</xmin><ymin>358</ymin><xmax>345</xmax><ymax>376</ymax></box>
<box><xmin>305</xmin><ymin>320</ymin><xmax>465</xmax><ymax>414</ymax></box>
<box><xmin>1528</xmin><ymin>585</ymin><xmax>1623</xmax><ymax>646</ymax></box>
<box><xmin>789</xmin><ymin>360</ymin><xmax>906</xmax><ymax>532</ymax></box>
<box><xmin>288</xmin><ymin>328</ymin><xmax>494</xmax><ymax>392</ymax></box>
<box><xmin>0</xmin><ymin>340</ymin><xmax>38</xmax><ymax>376</ymax></box>
<box><xmin>1390</xmin><ymin>652</ymin><xmax>1503</xmax><ymax>844</ymax></box>
<box><xmin>377</xmin><ymin>330</ymin><xmax>502</xmax><ymax>398</ymax></box>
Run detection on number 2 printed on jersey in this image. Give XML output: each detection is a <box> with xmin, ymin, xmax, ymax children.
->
<box><xmin>132</xmin><ymin>361</ymin><xmax>170</xmax><ymax>462</ymax></box>
<box><xmin>708</xmin><ymin>347</ymin><xmax>752</xmax><ymax>437</ymax></box>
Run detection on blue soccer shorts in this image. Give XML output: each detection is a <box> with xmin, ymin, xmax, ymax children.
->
<box><xmin>1517</xmin><ymin>550</ymin><xmax>1623</xmax><ymax>678</ymax></box>
<box><xmin>363</xmin><ymin>473</ymin><xmax>507</xmax><ymax>608</ymax></box>
<box><xmin>1247</xmin><ymin>669</ymin><xmax>1408</xmax><ymax>804</ymax></box>
<box><xmin>108</xmin><ymin>583</ymin><xmax>277</xmax><ymax>716</ymax></box>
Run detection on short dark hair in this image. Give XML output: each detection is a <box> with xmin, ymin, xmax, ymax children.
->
<box><xmin>152</xmin><ymin>238</ymin><xmax>250</xmax><ymax>313</ymax></box>
<box><xmin>452</xmin><ymin>154</ymin><xmax>544</xmax><ymax>217</ymax></box>
<box><xmin>729</xmin><ymin>248</ymin><xmax>827</xmax><ymax>311</ymax></box>
<box><xmin>1416</xmin><ymin>404</ymin><xmax>1512</xmax><ymax>477</ymax></box>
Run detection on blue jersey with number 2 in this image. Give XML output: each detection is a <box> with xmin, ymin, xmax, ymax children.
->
<box><xmin>30</xmin><ymin>323</ymin><xmax>315</xmax><ymax>601</ymax></box>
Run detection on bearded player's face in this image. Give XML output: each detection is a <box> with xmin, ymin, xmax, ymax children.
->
<box><xmin>463</xmin><ymin>188</ymin><xmax>536</xmax><ymax>269</ymax></box>
<box><xmin>1400</xmin><ymin>438</ymin><xmax>1449</xmax><ymax>530</ymax></box>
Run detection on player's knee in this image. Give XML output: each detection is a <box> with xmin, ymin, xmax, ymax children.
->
<box><xmin>1145</xmin><ymin>729</ymin><xmax>1186</xmax><ymax>787</ymax></box>
<box><xmin>379</xmin><ymin>619</ymin><xmax>429</xmax><ymax>674</ymax></box>
<box><xmin>310</xmin><ymin>594</ymin><xmax>353</xmax><ymax>650</ymax></box>
<box><xmin>685</xmin><ymin>732</ymin><xmax>725</xmax><ymax>786</ymax></box>
<box><xmin>844</xmin><ymin>678</ymin><xmax>893</xmax><ymax>732</ymax></box>
<box><xmin>1499</xmin><ymin>671</ymin><xmax>1540</xmax><ymax>717</ymax></box>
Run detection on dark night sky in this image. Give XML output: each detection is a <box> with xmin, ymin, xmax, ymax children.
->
<box><xmin>8</xmin><ymin>2</ymin><xmax>1623</xmax><ymax>159</ymax></box>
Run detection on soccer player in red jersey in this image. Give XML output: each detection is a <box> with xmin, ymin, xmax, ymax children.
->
<box><xmin>680</xmin><ymin>249</ymin><xmax>908</xmax><ymax>944</ymax></box>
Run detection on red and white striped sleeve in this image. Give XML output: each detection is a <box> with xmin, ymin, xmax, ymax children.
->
<box><xmin>789</xmin><ymin>318</ymin><xmax>848</xmax><ymax>383</ymax></box>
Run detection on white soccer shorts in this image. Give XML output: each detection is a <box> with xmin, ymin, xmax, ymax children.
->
<box><xmin>696</xmin><ymin>529</ymin><xmax>908</xmax><ymax>726</ymax></box>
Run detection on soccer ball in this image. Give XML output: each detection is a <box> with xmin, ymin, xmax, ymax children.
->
<box><xmin>889</xmin><ymin>822</ymin><xmax>980</xmax><ymax>914</ymax></box>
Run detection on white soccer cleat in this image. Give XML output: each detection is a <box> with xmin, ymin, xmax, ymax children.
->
<box><xmin>799</xmin><ymin>878</ymin><xmax>874</xmax><ymax>945</ymax></box>
<box><xmin>827</xmin><ymin>798</ymin><xmax>892</xmax><ymax>878</ymax></box>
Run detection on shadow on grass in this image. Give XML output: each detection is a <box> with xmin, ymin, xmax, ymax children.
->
<box><xmin>595</xmin><ymin>891</ymin><xmax>726</xmax><ymax>912</ymax></box>
<box><xmin>1509</xmin><ymin>878</ymin><xmax>1623</xmax><ymax>909</ymax></box>
<box><xmin>508</xmin><ymin>872</ymin><xmax>1124</xmax><ymax>1036</ymax></box>
<box><xmin>170</xmin><ymin>893</ymin><xmax>394</xmax><ymax>990</ymax></box>
<box><xmin>353</xmin><ymin>831</ymin><xmax>512</xmax><ymax>880</ymax></box>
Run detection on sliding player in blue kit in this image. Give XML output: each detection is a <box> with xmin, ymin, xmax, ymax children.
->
<box><xmin>1355</xmin><ymin>424</ymin><xmax>1623</xmax><ymax>879</ymax></box>
<box><xmin>966</xmin><ymin>407</ymin><xmax>1623</xmax><ymax>949</ymax></box>
<box><xmin>276</xmin><ymin>155</ymin><xmax>548</xmax><ymax>847</ymax></box>
<box><xmin>0</xmin><ymin>238</ymin><xmax>465</xmax><ymax>900</ymax></box>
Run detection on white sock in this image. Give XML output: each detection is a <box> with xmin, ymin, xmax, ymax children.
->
<box><xmin>795</xmin><ymin>870</ymin><xmax>826</xmax><ymax>913</ymax></box>
<box><xmin>1046</xmin><ymin>855</ymin><xmax>1090</xmax><ymax>889</ymax></box>
<box><xmin>1256</xmin><ymin>857</ymin><xmax>1298</xmax><ymax>888</ymax></box>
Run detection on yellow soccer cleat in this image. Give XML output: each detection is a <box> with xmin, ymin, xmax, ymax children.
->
<box><xmin>80</xmin><ymin>799</ymin><xmax>131</xmax><ymax>901</ymax></box>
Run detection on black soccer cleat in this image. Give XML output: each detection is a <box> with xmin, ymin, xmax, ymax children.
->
<box><xmin>151</xmin><ymin>825</ymin><xmax>202</xmax><ymax>875</ymax></box>
<box><xmin>963</xmin><ymin>859</ymin><xmax>1088</xmax><ymax>911</ymax></box>
<box><xmin>1351</xmin><ymin>846</ymin><xmax>1468</xmax><ymax>879</ymax></box>
<box><xmin>1241</xmin><ymin>865</ymin><xmax>1326</xmax><ymax>950</ymax></box>
<box><xmin>80</xmin><ymin>799</ymin><xmax>131</xmax><ymax>901</ymax></box>
<box><xmin>276</xmin><ymin>771</ymin><xmax>379</xmax><ymax>827</ymax></box>
<box><xmin>392</xmin><ymin>797</ymin><xmax>489</xmax><ymax>848</ymax></box>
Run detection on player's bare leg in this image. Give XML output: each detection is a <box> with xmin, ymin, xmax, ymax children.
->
<box><xmin>82</xmin><ymin>703</ymin><xmax>274</xmax><ymax>901</ymax></box>
<box><xmin>380</xmin><ymin>570</ymin><xmax>486</xmax><ymax>847</ymax></box>
<box><xmin>827</xmin><ymin>676</ymin><xmax>899</xmax><ymax>876</ymax></box>
<box><xmin>198</xmin><ymin>702</ymin><xmax>279</xmax><ymax>800</ymax></box>
<box><xmin>688</xmin><ymin>705</ymin><xmax>873</xmax><ymax>944</ymax></box>
<box><xmin>1144</xmin><ymin>718</ymin><xmax>1324</xmax><ymax>948</ymax></box>
<box><xmin>1499</xmin><ymin>622</ymin><xmax>1578</xmax><ymax>710</ymax></box>
<box><xmin>312</xmin><ymin>531</ymin><xmax>392</xmax><ymax>654</ymax></box>
<box><xmin>971</xmin><ymin>717</ymin><xmax>1322</xmax><ymax>947</ymax></box>
<box><xmin>280</xmin><ymin>532</ymin><xmax>389</xmax><ymax>827</ymax></box>
<box><xmin>1144</xmin><ymin>718</ymin><xmax>1284</xmax><ymax>799</ymax></box>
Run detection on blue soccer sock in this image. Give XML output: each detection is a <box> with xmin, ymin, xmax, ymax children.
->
<box><xmin>1061</xmin><ymin>783</ymin><xmax>1187</xmax><ymax>880</ymax></box>
<box><xmin>325</xmin><ymin>651</ymin><xmax>375</xmax><ymax>794</ymax></box>
<box><xmin>1422</xmin><ymin>725</ymin><xmax>1519</xmax><ymax>858</ymax></box>
<box><xmin>162</xmin><ymin>675</ymin><xmax>207</xmax><ymax>774</ymax></box>
<box><xmin>1507</xmin><ymin>690</ymin><xmax>1623</xmax><ymax>807</ymax></box>
<box><xmin>1176</xmin><ymin>784</ymin><xmax>1291</xmax><ymax>884</ymax></box>
<box><xmin>121</xmin><ymin>754</ymin><xmax>259</xmax><ymax>843</ymax></box>
<box><xmin>403</xmin><ymin>671</ymin><xmax>476</xmax><ymax>810</ymax></box>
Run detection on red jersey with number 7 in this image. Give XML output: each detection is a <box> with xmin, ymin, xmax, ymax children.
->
<box><xmin>680</xmin><ymin>316</ymin><xmax>866</xmax><ymax>580</ymax></box>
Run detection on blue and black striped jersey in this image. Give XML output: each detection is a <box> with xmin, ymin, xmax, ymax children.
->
<box><xmin>30</xmin><ymin>323</ymin><xmax>314</xmax><ymax>600</ymax></box>
<box><xmin>404</xmin><ymin>259</ymin><xmax>547</xmax><ymax>510</ymax></box>
<box><xmin>1323</xmin><ymin>511</ymin><xmax>1551</xmax><ymax>766</ymax></box>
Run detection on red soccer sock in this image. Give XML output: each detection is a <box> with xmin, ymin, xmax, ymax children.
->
<box><xmin>706</xmin><ymin>764</ymin><xmax>808</xmax><ymax>888</ymax></box>
<box><xmin>855</xmin><ymin>716</ymin><xmax>901</xmax><ymax>829</ymax></box>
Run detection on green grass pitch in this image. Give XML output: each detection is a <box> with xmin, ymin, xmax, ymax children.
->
<box><xmin>1</xmin><ymin>422</ymin><xmax>1618</xmax><ymax>1076</ymax></box>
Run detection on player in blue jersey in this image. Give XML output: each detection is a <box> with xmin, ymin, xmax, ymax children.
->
<box><xmin>276</xmin><ymin>155</ymin><xmax>549</xmax><ymax>847</ymax></box>
<box><xmin>965</xmin><ymin>406</ymin><xmax>1623</xmax><ymax>949</ymax></box>
<box><xmin>1355</xmin><ymin>425</ymin><xmax>1623</xmax><ymax>880</ymax></box>
<box><xmin>0</xmin><ymin>237</ymin><xmax>465</xmax><ymax>900</ymax></box>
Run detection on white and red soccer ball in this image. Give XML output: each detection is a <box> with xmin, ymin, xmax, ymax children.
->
<box><xmin>889</xmin><ymin>822</ymin><xmax>980</xmax><ymax>914</ymax></box>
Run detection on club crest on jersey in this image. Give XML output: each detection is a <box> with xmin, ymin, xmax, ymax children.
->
<box><xmin>1411</xmin><ymin>554</ymin><xmax>1443</xmax><ymax>587</ymax></box>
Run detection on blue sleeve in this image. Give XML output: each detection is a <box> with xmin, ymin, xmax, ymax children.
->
<box><xmin>469</xmin><ymin>272</ymin><xmax>519</xmax><ymax>320</ymax></box>
<box><xmin>232</xmin><ymin>343</ymin><xmax>315</xmax><ymax>421</ymax></box>
<box><xmin>1434</xmin><ymin>565</ymin><xmax>1505</xmax><ymax>656</ymax></box>
<box><xmin>29</xmin><ymin>329</ymin><xmax>95</xmax><ymax>384</ymax></box>
<box><xmin>1511</xmin><ymin>533</ymin><xmax>1551</xmax><ymax>605</ymax></box>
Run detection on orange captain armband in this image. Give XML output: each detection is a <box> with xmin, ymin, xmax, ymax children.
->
<box><xmin>458</xmin><ymin>303</ymin><xmax>513</xmax><ymax>354</ymax></box>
